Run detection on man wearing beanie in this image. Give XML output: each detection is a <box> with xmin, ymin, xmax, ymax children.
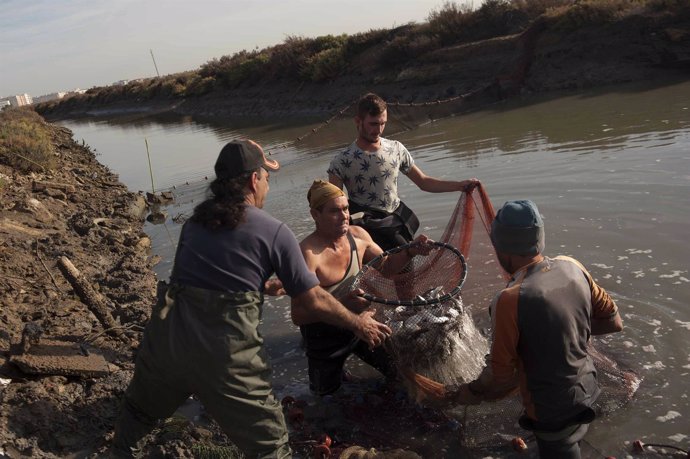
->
<box><xmin>430</xmin><ymin>199</ymin><xmax>623</xmax><ymax>459</ymax></box>
<box><xmin>298</xmin><ymin>179</ymin><xmax>432</xmax><ymax>395</ymax></box>
<box><xmin>111</xmin><ymin>142</ymin><xmax>391</xmax><ymax>459</ymax></box>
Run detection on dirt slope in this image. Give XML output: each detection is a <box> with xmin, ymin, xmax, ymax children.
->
<box><xmin>0</xmin><ymin>124</ymin><xmax>169</xmax><ymax>457</ymax></box>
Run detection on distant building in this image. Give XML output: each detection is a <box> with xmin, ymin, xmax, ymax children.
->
<box><xmin>112</xmin><ymin>79</ymin><xmax>129</xmax><ymax>86</ymax></box>
<box><xmin>0</xmin><ymin>94</ymin><xmax>33</xmax><ymax>107</ymax></box>
<box><xmin>33</xmin><ymin>92</ymin><xmax>68</xmax><ymax>104</ymax></box>
<box><xmin>0</xmin><ymin>100</ymin><xmax>10</xmax><ymax>111</ymax></box>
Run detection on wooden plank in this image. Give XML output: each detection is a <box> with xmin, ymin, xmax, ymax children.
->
<box><xmin>10</xmin><ymin>338</ymin><xmax>110</xmax><ymax>378</ymax></box>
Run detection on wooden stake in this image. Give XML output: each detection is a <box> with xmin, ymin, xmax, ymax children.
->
<box><xmin>57</xmin><ymin>256</ymin><xmax>127</xmax><ymax>341</ymax></box>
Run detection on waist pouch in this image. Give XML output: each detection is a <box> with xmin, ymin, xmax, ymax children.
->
<box><xmin>349</xmin><ymin>200</ymin><xmax>419</xmax><ymax>244</ymax></box>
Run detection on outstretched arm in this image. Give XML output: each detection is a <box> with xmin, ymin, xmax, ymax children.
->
<box><xmin>379</xmin><ymin>234</ymin><xmax>434</xmax><ymax>275</ymax></box>
<box><xmin>353</xmin><ymin>226</ymin><xmax>433</xmax><ymax>275</ymax></box>
<box><xmin>591</xmin><ymin>312</ymin><xmax>623</xmax><ymax>335</ymax></box>
<box><xmin>422</xmin><ymin>290</ymin><xmax>519</xmax><ymax>405</ymax></box>
<box><xmin>290</xmin><ymin>285</ymin><xmax>391</xmax><ymax>348</ymax></box>
<box><xmin>406</xmin><ymin>165</ymin><xmax>480</xmax><ymax>193</ymax></box>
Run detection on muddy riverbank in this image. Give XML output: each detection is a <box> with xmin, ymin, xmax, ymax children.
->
<box><xmin>0</xmin><ymin>119</ymin><xmax>430</xmax><ymax>458</ymax></box>
<box><xmin>0</xmin><ymin>122</ymin><xmax>244</xmax><ymax>457</ymax></box>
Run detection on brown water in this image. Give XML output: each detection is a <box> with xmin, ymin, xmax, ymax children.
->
<box><xmin>60</xmin><ymin>79</ymin><xmax>690</xmax><ymax>457</ymax></box>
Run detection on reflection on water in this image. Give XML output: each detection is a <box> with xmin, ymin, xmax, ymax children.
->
<box><xmin>60</xmin><ymin>80</ymin><xmax>690</xmax><ymax>456</ymax></box>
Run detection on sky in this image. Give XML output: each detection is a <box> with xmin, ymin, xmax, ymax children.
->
<box><xmin>1</xmin><ymin>0</ymin><xmax>450</xmax><ymax>98</ymax></box>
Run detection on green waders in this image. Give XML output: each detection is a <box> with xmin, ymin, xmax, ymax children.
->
<box><xmin>112</xmin><ymin>283</ymin><xmax>291</xmax><ymax>458</ymax></box>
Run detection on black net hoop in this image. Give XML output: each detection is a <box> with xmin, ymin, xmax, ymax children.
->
<box><xmin>352</xmin><ymin>241</ymin><xmax>468</xmax><ymax>307</ymax></box>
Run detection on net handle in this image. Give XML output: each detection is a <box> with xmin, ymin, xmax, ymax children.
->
<box><xmin>357</xmin><ymin>241</ymin><xmax>467</xmax><ymax>307</ymax></box>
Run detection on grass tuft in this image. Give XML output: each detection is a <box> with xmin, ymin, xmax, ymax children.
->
<box><xmin>0</xmin><ymin>107</ymin><xmax>56</xmax><ymax>172</ymax></box>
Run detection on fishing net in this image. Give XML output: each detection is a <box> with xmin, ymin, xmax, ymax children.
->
<box><xmin>353</xmin><ymin>241</ymin><xmax>467</xmax><ymax>307</ymax></box>
<box><xmin>350</xmin><ymin>240</ymin><xmax>485</xmax><ymax>397</ymax></box>
<box><xmin>352</xmin><ymin>183</ymin><xmax>640</xmax><ymax>453</ymax></box>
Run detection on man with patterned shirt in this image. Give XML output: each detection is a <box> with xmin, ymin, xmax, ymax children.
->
<box><xmin>328</xmin><ymin>92</ymin><xmax>480</xmax><ymax>250</ymax></box>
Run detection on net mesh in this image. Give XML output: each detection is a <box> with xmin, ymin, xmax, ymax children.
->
<box><xmin>352</xmin><ymin>184</ymin><xmax>640</xmax><ymax>451</ymax></box>
<box><xmin>352</xmin><ymin>242</ymin><xmax>467</xmax><ymax>306</ymax></box>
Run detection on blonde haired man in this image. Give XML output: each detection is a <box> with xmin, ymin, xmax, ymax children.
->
<box><xmin>299</xmin><ymin>179</ymin><xmax>430</xmax><ymax>394</ymax></box>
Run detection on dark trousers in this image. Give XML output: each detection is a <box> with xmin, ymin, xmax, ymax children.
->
<box><xmin>301</xmin><ymin>322</ymin><xmax>394</xmax><ymax>395</ymax></box>
<box><xmin>111</xmin><ymin>284</ymin><xmax>290</xmax><ymax>458</ymax></box>
<box><xmin>535</xmin><ymin>423</ymin><xmax>589</xmax><ymax>459</ymax></box>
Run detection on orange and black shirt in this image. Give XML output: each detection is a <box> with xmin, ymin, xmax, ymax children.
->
<box><xmin>468</xmin><ymin>256</ymin><xmax>619</xmax><ymax>426</ymax></box>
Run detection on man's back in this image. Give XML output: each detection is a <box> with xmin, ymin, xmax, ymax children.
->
<box><xmin>517</xmin><ymin>257</ymin><xmax>598</xmax><ymax>423</ymax></box>
<box><xmin>495</xmin><ymin>256</ymin><xmax>613</xmax><ymax>425</ymax></box>
<box><xmin>174</xmin><ymin>206</ymin><xmax>316</xmax><ymax>296</ymax></box>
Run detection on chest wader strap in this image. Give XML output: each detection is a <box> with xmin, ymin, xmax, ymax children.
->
<box><xmin>349</xmin><ymin>200</ymin><xmax>420</xmax><ymax>243</ymax></box>
<box><xmin>154</xmin><ymin>280</ymin><xmax>179</xmax><ymax>320</ymax></box>
<box><xmin>156</xmin><ymin>281</ymin><xmax>263</xmax><ymax>320</ymax></box>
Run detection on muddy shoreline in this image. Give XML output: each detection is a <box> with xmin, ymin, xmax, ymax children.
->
<box><xmin>0</xmin><ymin>120</ymin><xmax>430</xmax><ymax>458</ymax></box>
<box><xmin>0</xmin><ymin>123</ymin><xmax>228</xmax><ymax>457</ymax></box>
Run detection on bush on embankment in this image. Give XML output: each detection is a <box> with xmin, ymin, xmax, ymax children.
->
<box><xmin>35</xmin><ymin>0</ymin><xmax>688</xmax><ymax>116</ymax></box>
<box><xmin>0</xmin><ymin>107</ymin><xmax>56</xmax><ymax>173</ymax></box>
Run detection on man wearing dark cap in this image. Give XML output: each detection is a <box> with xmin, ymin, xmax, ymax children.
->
<box><xmin>111</xmin><ymin>141</ymin><xmax>391</xmax><ymax>458</ymax></box>
<box><xmin>427</xmin><ymin>200</ymin><xmax>623</xmax><ymax>459</ymax></box>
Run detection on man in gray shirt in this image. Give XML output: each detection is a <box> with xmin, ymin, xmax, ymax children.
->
<box><xmin>111</xmin><ymin>140</ymin><xmax>391</xmax><ymax>458</ymax></box>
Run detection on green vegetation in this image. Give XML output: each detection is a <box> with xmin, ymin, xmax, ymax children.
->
<box><xmin>148</xmin><ymin>415</ymin><xmax>244</xmax><ymax>459</ymax></box>
<box><xmin>35</xmin><ymin>0</ymin><xmax>686</xmax><ymax>114</ymax></box>
<box><xmin>0</xmin><ymin>107</ymin><xmax>56</xmax><ymax>172</ymax></box>
<box><xmin>191</xmin><ymin>443</ymin><xmax>244</xmax><ymax>459</ymax></box>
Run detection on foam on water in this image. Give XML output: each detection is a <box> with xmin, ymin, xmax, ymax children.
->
<box><xmin>656</xmin><ymin>411</ymin><xmax>681</xmax><ymax>422</ymax></box>
<box><xmin>642</xmin><ymin>361</ymin><xmax>666</xmax><ymax>370</ymax></box>
<box><xmin>675</xmin><ymin>320</ymin><xmax>690</xmax><ymax>331</ymax></box>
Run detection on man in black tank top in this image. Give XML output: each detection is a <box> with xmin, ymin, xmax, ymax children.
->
<box><xmin>299</xmin><ymin>180</ymin><xmax>430</xmax><ymax>395</ymax></box>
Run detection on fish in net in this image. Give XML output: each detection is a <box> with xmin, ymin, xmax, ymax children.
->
<box><xmin>352</xmin><ymin>183</ymin><xmax>640</xmax><ymax>452</ymax></box>
<box><xmin>380</xmin><ymin>295</ymin><xmax>489</xmax><ymax>401</ymax></box>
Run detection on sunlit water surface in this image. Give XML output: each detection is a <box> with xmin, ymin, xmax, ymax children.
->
<box><xmin>60</xmin><ymin>80</ymin><xmax>690</xmax><ymax>457</ymax></box>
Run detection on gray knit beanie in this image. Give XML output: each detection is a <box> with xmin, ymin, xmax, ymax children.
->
<box><xmin>490</xmin><ymin>200</ymin><xmax>545</xmax><ymax>256</ymax></box>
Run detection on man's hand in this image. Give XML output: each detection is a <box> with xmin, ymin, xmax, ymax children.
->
<box><xmin>407</xmin><ymin>234</ymin><xmax>434</xmax><ymax>257</ymax></box>
<box><xmin>421</xmin><ymin>383</ymin><xmax>482</xmax><ymax>406</ymax></box>
<box><xmin>448</xmin><ymin>384</ymin><xmax>482</xmax><ymax>405</ymax></box>
<box><xmin>458</xmin><ymin>178</ymin><xmax>480</xmax><ymax>192</ymax></box>
<box><xmin>342</xmin><ymin>288</ymin><xmax>371</xmax><ymax>313</ymax></box>
<box><xmin>353</xmin><ymin>310</ymin><xmax>391</xmax><ymax>348</ymax></box>
<box><xmin>264</xmin><ymin>278</ymin><xmax>286</xmax><ymax>296</ymax></box>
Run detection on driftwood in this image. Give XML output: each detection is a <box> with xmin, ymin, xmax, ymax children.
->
<box><xmin>57</xmin><ymin>256</ymin><xmax>127</xmax><ymax>341</ymax></box>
